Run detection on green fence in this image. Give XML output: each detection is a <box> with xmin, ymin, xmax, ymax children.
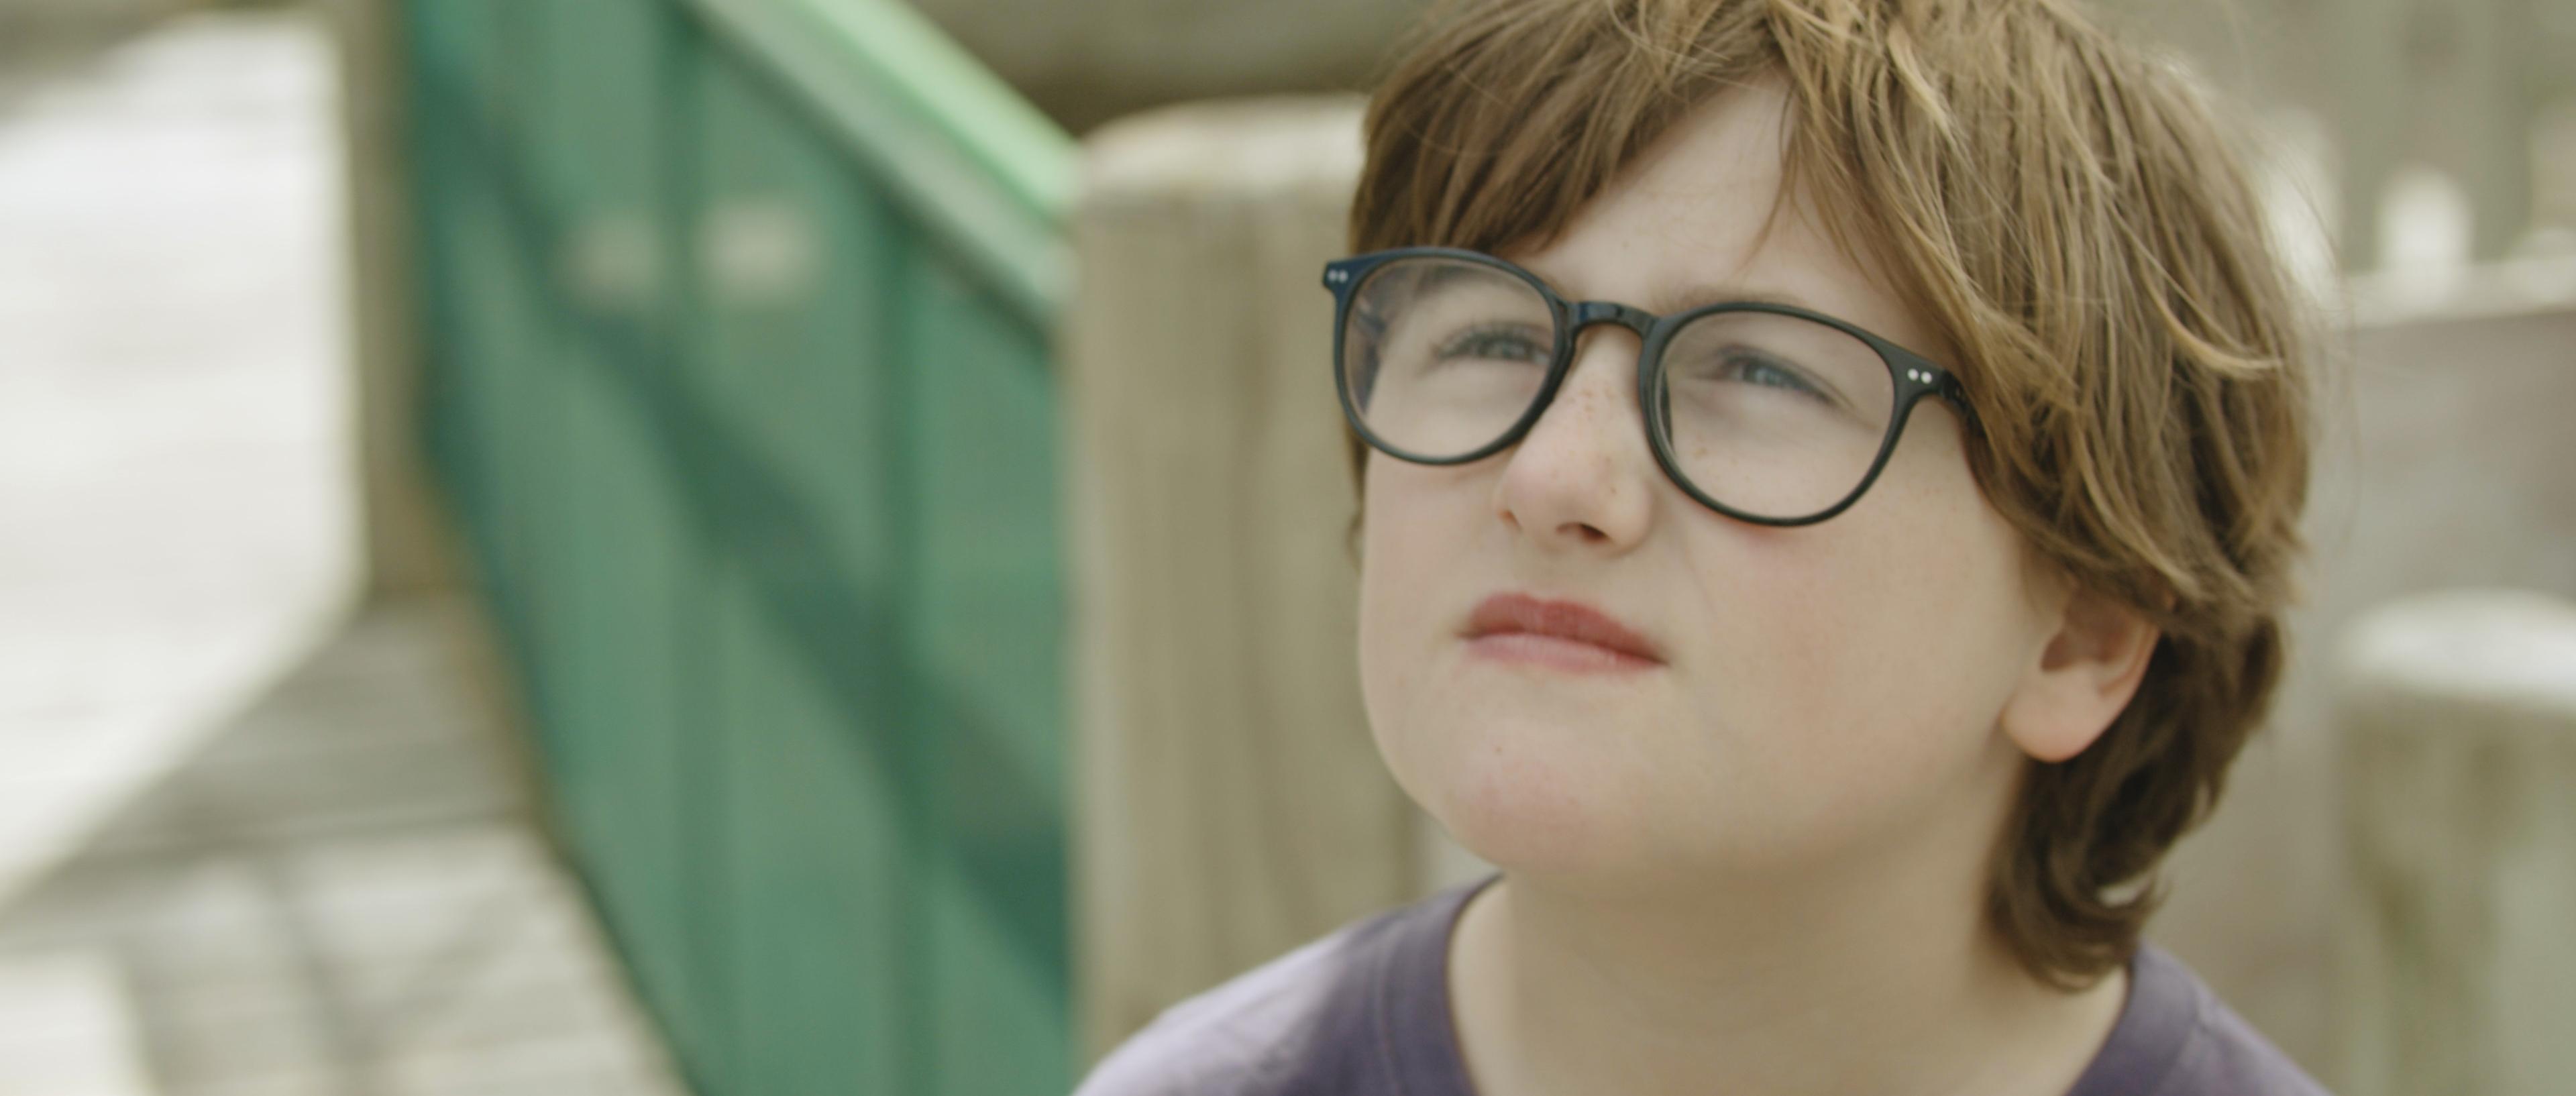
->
<box><xmin>401</xmin><ymin>1</ymin><xmax>1077</xmax><ymax>1091</ymax></box>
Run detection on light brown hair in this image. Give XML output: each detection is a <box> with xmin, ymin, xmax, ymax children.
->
<box><xmin>1348</xmin><ymin>0</ymin><xmax>2312</xmax><ymax>988</ymax></box>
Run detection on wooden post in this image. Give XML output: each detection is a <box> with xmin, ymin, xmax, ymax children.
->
<box><xmin>326</xmin><ymin>0</ymin><xmax>451</xmax><ymax>599</ymax></box>
<box><xmin>1063</xmin><ymin>97</ymin><xmax>1428</xmax><ymax>1060</ymax></box>
<box><xmin>2330</xmin><ymin>0</ymin><xmax>2407</xmax><ymax>270</ymax></box>
<box><xmin>2453</xmin><ymin>0</ymin><xmax>2536</xmax><ymax>260</ymax></box>
<box><xmin>2334</xmin><ymin>589</ymin><xmax>2576</xmax><ymax>1096</ymax></box>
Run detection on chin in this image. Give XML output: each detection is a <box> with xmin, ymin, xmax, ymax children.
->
<box><xmin>1405</xmin><ymin>723</ymin><xmax>1868</xmax><ymax>899</ymax></box>
<box><xmin>1404</xmin><ymin>716</ymin><xmax>1672</xmax><ymax>885</ymax></box>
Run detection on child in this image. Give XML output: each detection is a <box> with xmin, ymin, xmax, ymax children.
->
<box><xmin>1079</xmin><ymin>0</ymin><xmax>2324</xmax><ymax>1092</ymax></box>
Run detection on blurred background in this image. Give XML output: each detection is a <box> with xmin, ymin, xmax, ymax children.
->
<box><xmin>0</xmin><ymin>0</ymin><xmax>2570</xmax><ymax>1093</ymax></box>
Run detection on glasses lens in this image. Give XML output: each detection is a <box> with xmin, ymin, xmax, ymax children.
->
<box><xmin>1341</xmin><ymin>257</ymin><xmax>1555</xmax><ymax>459</ymax></box>
<box><xmin>1652</xmin><ymin>310</ymin><xmax>1897</xmax><ymax>520</ymax></box>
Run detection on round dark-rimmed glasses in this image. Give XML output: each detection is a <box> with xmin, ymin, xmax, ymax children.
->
<box><xmin>1323</xmin><ymin>247</ymin><xmax>1976</xmax><ymax>527</ymax></box>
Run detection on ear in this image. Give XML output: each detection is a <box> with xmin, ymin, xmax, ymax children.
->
<box><xmin>1999</xmin><ymin>584</ymin><xmax>2161</xmax><ymax>764</ymax></box>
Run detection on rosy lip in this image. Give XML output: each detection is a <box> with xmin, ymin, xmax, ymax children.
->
<box><xmin>1461</xmin><ymin>593</ymin><xmax>1663</xmax><ymax>671</ymax></box>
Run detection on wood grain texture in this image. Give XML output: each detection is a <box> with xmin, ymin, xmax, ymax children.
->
<box><xmin>2145</xmin><ymin>301</ymin><xmax>2576</xmax><ymax>1083</ymax></box>
<box><xmin>1063</xmin><ymin>97</ymin><xmax>1428</xmax><ymax>1061</ymax></box>
<box><xmin>2332</xmin><ymin>591</ymin><xmax>2576</xmax><ymax>1096</ymax></box>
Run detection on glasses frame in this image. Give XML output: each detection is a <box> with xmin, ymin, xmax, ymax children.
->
<box><xmin>1324</xmin><ymin>246</ymin><xmax>1976</xmax><ymax>527</ymax></box>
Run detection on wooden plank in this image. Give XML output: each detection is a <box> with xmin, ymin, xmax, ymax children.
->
<box><xmin>2159</xmin><ymin>302</ymin><xmax>2576</xmax><ymax>1080</ymax></box>
<box><xmin>329</xmin><ymin>0</ymin><xmax>449</xmax><ymax>599</ymax></box>
<box><xmin>1064</xmin><ymin>97</ymin><xmax>1421</xmax><ymax>1060</ymax></box>
<box><xmin>0</xmin><ymin>950</ymin><xmax>151</xmax><ymax>1096</ymax></box>
<box><xmin>2335</xmin><ymin>591</ymin><xmax>2576</xmax><ymax>1096</ymax></box>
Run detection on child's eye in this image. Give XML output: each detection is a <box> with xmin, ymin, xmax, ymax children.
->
<box><xmin>1724</xmin><ymin>353</ymin><xmax>1821</xmax><ymax>395</ymax></box>
<box><xmin>1438</xmin><ymin>326</ymin><xmax>1552</xmax><ymax>366</ymax></box>
<box><xmin>1686</xmin><ymin>347</ymin><xmax>1833</xmax><ymax>404</ymax></box>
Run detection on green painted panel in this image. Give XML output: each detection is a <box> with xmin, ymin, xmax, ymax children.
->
<box><xmin>444</xmin><ymin>150</ymin><xmax>553</xmax><ymax>679</ymax></box>
<box><xmin>710</xmin><ymin>578</ymin><xmax>911</xmax><ymax>1095</ymax></box>
<box><xmin>406</xmin><ymin>0</ymin><xmax>516</xmax><ymax>637</ymax></box>
<box><xmin>405</xmin><ymin>3</ymin><xmax>492</xmax><ymax>603</ymax></box>
<box><xmin>684</xmin><ymin>0</ymin><xmax>1073</xmax><ymax>321</ymax></box>
<box><xmin>403</xmin><ymin>0</ymin><xmax>505</xmax><ymax>125</ymax></box>
<box><xmin>930</xmin><ymin>861</ymin><xmax>1071</xmax><ymax>1095</ymax></box>
<box><xmin>517</xmin><ymin>0</ymin><xmax>716</xmax><ymax>1079</ymax></box>
<box><xmin>902</xmin><ymin>255</ymin><xmax>1071</xmax><ymax>1096</ymax></box>
<box><xmin>692</xmin><ymin>41</ymin><xmax>916</xmax><ymax>1096</ymax></box>
<box><xmin>483</xmin><ymin>0</ymin><xmax>582</xmax><ymax>781</ymax></box>
<box><xmin>405</xmin><ymin>0</ymin><xmax>1079</xmax><ymax>1092</ymax></box>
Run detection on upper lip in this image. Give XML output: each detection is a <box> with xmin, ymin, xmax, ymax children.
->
<box><xmin>1463</xmin><ymin>593</ymin><xmax>1664</xmax><ymax>662</ymax></box>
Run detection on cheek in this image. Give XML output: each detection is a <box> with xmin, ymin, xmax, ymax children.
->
<box><xmin>1355</xmin><ymin>460</ymin><xmax>1432</xmax><ymax>667</ymax></box>
<box><xmin>1355</xmin><ymin>460</ymin><xmax>1464</xmax><ymax>795</ymax></box>
<box><xmin>1670</xmin><ymin>465</ymin><xmax>2039</xmax><ymax>848</ymax></box>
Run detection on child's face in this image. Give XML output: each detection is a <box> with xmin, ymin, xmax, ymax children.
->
<box><xmin>1357</xmin><ymin>83</ymin><xmax>2059</xmax><ymax>887</ymax></box>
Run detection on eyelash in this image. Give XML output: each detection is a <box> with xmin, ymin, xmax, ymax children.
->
<box><xmin>1713</xmin><ymin>351</ymin><xmax>1825</xmax><ymax>398</ymax></box>
<box><xmin>1436</xmin><ymin>326</ymin><xmax>1551</xmax><ymax>364</ymax></box>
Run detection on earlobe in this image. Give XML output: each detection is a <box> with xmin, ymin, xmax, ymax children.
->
<box><xmin>2000</xmin><ymin>588</ymin><xmax>2161</xmax><ymax>763</ymax></box>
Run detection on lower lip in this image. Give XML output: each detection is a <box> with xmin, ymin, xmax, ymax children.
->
<box><xmin>1465</xmin><ymin>633</ymin><xmax>1662</xmax><ymax>673</ymax></box>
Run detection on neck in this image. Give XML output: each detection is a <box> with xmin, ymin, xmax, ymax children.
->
<box><xmin>1446</xmin><ymin>789</ymin><xmax>2127</xmax><ymax>1096</ymax></box>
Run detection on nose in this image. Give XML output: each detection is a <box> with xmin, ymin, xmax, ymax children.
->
<box><xmin>1493</xmin><ymin>327</ymin><xmax>1656</xmax><ymax>551</ymax></box>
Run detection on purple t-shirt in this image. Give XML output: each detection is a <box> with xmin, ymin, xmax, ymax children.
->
<box><xmin>1074</xmin><ymin>873</ymin><xmax>2332</xmax><ymax>1096</ymax></box>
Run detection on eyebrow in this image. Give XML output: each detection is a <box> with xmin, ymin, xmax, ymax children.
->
<box><xmin>1515</xmin><ymin>261</ymin><xmax>1815</xmax><ymax>316</ymax></box>
<box><xmin>1643</xmin><ymin>282</ymin><xmax>1813</xmax><ymax>316</ymax></box>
